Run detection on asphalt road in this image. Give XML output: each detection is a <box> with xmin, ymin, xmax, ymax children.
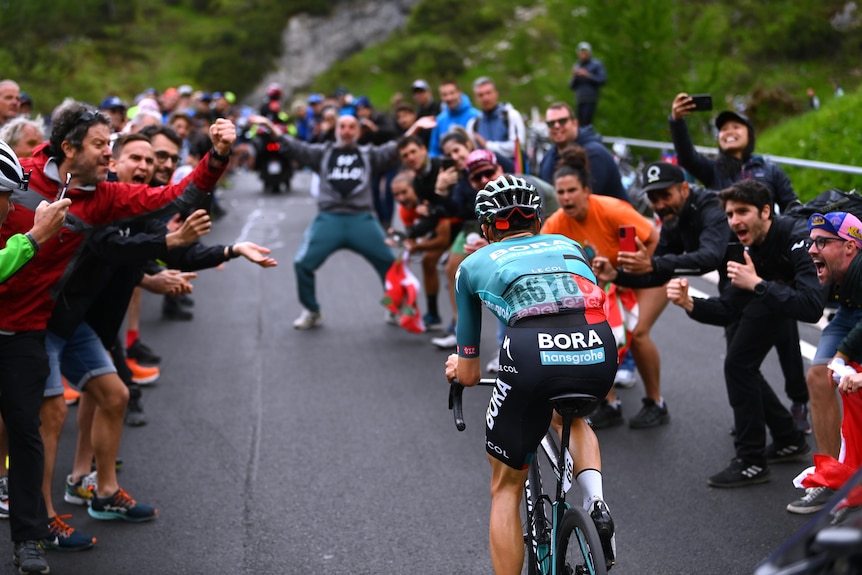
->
<box><xmin>12</xmin><ymin>169</ymin><xmax>827</xmax><ymax>575</ymax></box>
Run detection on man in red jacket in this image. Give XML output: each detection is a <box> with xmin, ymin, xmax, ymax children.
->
<box><xmin>0</xmin><ymin>100</ymin><xmax>234</xmax><ymax>573</ymax></box>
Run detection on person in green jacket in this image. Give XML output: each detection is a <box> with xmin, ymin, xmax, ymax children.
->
<box><xmin>0</xmin><ymin>139</ymin><xmax>70</xmax><ymax>283</ymax></box>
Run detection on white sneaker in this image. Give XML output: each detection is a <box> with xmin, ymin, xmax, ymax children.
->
<box><xmin>384</xmin><ymin>311</ymin><xmax>398</xmax><ymax>325</ymax></box>
<box><xmin>486</xmin><ymin>357</ymin><xmax>500</xmax><ymax>373</ymax></box>
<box><xmin>293</xmin><ymin>309</ymin><xmax>322</xmax><ymax>330</ymax></box>
<box><xmin>431</xmin><ymin>333</ymin><xmax>458</xmax><ymax>349</ymax></box>
<box><xmin>613</xmin><ymin>368</ymin><xmax>636</xmax><ymax>388</ymax></box>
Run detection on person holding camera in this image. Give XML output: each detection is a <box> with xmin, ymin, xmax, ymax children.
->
<box><xmin>667</xmin><ymin>180</ymin><xmax>821</xmax><ymax>488</ymax></box>
<box><xmin>669</xmin><ymin>93</ymin><xmax>811</xmax><ymax>437</ymax></box>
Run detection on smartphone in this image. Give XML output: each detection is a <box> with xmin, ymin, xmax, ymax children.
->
<box><xmin>440</xmin><ymin>157</ymin><xmax>456</xmax><ymax>170</ymax></box>
<box><xmin>619</xmin><ymin>225</ymin><xmax>637</xmax><ymax>252</ymax></box>
<box><xmin>727</xmin><ymin>242</ymin><xmax>746</xmax><ymax>264</ymax></box>
<box><xmin>55</xmin><ymin>172</ymin><xmax>71</xmax><ymax>202</ymax></box>
<box><xmin>689</xmin><ymin>94</ymin><xmax>713</xmax><ymax>112</ymax></box>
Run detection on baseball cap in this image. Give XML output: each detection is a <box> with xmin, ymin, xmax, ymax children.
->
<box><xmin>715</xmin><ymin>110</ymin><xmax>752</xmax><ymax>131</ymax></box>
<box><xmin>178</xmin><ymin>84</ymin><xmax>194</xmax><ymax>96</ymax></box>
<box><xmin>411</xmin><ymin>79</ymin><xmax>430</xmax><ymax>92</ymax></box>
<box><xmin>466</xmin><ymin>149</ymin><xmax>499</xmax><ymax>176</ymax></box>
<box><xmin>354</xmin><ymin>96</ymin><xmax>371</xmax><ymax>109</ymax></box>
<box><xmin>809</xmin><ymin>212</ymin><xmax>862</xmax><ymax>249</ymax></box>
<box><xmin>99</xmin><ymin>96</ymin><xmax>126</xmax><ymax>111</ymax></box>
<box><xmin>640</xmin><ymin>162</ymin><xmax>685</xmax><ymax>195</ymax></box>
<box><xmin>307</xmin><ymin>93</ymin><xmax>324</xmax><ymax>104</ymax></box>
<box><xmin>577</xmin><ymin>42</ymin><xmax>592</xmax><ymax>53</ymax></box>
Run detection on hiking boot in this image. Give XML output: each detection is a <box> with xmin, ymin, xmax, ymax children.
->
<box><xmin>422</xmin><ymin>313</ymin><xmax>443</xmax><ymax>331</ymax></box>
<box><xmin>293</xmin><ymin>309</ymin><xmax>322</xmax><ymax>330</ymax></box>
<box><xmin>126</xmin><ymin>339</ymin><xmax>161</xmax><ymax>365</ymax></box>
<box><xmin>589</xmin><ymin>500</ymin><xmax>616</xmax><ymax>569</ymax></box>
<box><xmin>766</xmin><ymin>439</ymin><xmax>812</xmax><ymax>464</ymax></box>
<box><xmin>64</xmin><ymin>472</ymin><xmax>97</xmax><ymax>506</ymax></box>
<box><xmin>13</xmin><ymin>540</ymin><xmax>49</xmax><ymax>574</ymax></box>
<box><xmin>0</xmin><ymin>475</ymin><xmax>8</xmax><ymax>519</ymax></box>
<box><xmin>88</xmin><ymin>488</ymin><xmax>157</xmax><ymax>522</ymax></box>
<box><xmin>708</xmin><ymin>458</ymin><xmax>771</xmax><ymax>488</ymax></box>
<box><xmin>587</xmin><ymin>401</ymin><xmax>624</xmax><ymax>429</ymax></box>
<box><xmin>124</xmin><ymin>396</ymin><xmax>148</xmax><ymax>427</ymax></box>
<box><xmin>613</xmin><ymin>368</ymin><xmax>637</xmax><ymax>389</ymax></box>
<box><xmin>45</xmin><ymin>515</ymin><xmax>96</xmax><ymax>552</ymax></box>
<box><xmin>786</xmin><ymin>486</ymin><xmax>835</xmax><ymax>514</ymax></box>
<box><xmin>126</xmin><ymin>359</ymin><xmax>160</xmax><ymax>386</ymax></box>
<box><xmin>431</xmin><ymin>333</ymin><xmax>457</xmax><ymax>350</ymax></box>
<box><xmin>791</xmin><ymin>402</ymin><xmax>812</xmax><ymax>435</ymax></box>
<box><xmin>629</xmin><ymin>398</ymin><xmax>670</xmax><ymax>429</ymax></box>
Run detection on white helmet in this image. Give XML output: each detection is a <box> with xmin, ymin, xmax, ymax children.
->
<box><xmin>0</xmin><ymin>139</ymin><xmax>28</xmax><ymax>193</ymax></box>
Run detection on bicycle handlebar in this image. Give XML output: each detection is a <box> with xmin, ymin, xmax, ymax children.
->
<box><xmin>448</xmin><ymin>378</ymin><xmax>496</xmax><ymax>432</ymax></box>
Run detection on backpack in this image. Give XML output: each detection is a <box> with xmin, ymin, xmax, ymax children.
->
<box><xmin>784</xmin><ymin>188</ymin><xmax>862</xmax><ymax>228</ymax></box>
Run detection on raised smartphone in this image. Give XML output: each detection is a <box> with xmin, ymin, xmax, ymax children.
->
<box><xmin>619</xmin><ymin>225</ymin><xmax>637</xmax><ymax>252</ymax></box>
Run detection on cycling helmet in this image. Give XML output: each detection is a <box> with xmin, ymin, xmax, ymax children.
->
<box><xmin>475</xmin><ymin>174</ymin><xmax>542</xmax><ymax>230</ymax></box>
<box><xmin>0</xmin><ymin>139</ymin><xmax>28</xmax><ymax>193</ymax></box>
<box><xmin>267</xmin><ymin>82</ymin><xmax>283</xmax><ymax>100</ymax></box>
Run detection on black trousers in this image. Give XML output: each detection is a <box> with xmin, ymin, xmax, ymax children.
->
<box><xmin>776</xmin><ymin>322</ymin><xmax>808</xmax><ymax>404</ymax></box>
<box><xmin>0</xmin><ymin>331</ymin><xmax>51</xmax><ymax>542</ymax></box>
<box><xmin>577</xmin><ymin>101</ymin><xmax>598</xmax><ymax>127</ymax></box>
<box><xmin>724</xmin><ymin>313</ymin><xmax>804</xmax><ymax>465</ymax></box>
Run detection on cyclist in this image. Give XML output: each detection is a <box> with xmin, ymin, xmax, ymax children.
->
<box><xmin>444</xmin><ymin>174</ymin><xmax>617</xmax><ymax>574</ymax></box>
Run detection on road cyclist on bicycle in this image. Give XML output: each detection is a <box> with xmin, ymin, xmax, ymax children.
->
<box><xmin>444</xmin><ymin>174</ymin><xmax>618</xmax><ymax>574</ymax></box>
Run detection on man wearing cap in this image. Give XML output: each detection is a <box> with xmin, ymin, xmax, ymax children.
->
<box><xmin>411</xmin><ymin>79</ymin><xmax>440</xmax><ymax>119</ymax></box>
<box><xmin>99</xmin><ymin>96</ymin><xmax>128</xmax><ymax>133</ymax></box>
<box><xmin>569</xmin><ymin>42</ymin><xmax>606</xmax><ymax>127</ymax></box>
<box><xmin>785</xmin><ymin>211</ymin><xmax>862</xmax><ymax>511</ymax></box>
<box><xmin>667</xmin><ymin>179</ymin><xmax>822</xmax><ymax>487</ymax></box>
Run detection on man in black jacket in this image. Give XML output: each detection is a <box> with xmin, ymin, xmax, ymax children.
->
<box><xmin>667</xmin><ymin>180</ymin><xmax>822</xmax><ymax>487</ymax></box>
<box><xmin>591</xmin><ymin>162</ymin><xmax>728</xmax><ymax>428</ymax></box>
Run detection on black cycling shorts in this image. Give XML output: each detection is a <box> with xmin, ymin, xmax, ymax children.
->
<box><xmin>484</xmin><ymin>313</ymin><xmax>616</xmax><ymax>469</ymax></box>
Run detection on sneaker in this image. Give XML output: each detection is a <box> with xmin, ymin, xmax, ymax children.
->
<box><xmin>45</xmin><ymin>515</ymin><xmax>96</xmax><ymax>552</ymax></box>
<box><xmin>588</xmin><ymin>500</ymin><xmax>616</xmax><ymax>570</ymax></box>
<box><xmin>124</xmin><ymin>396</ymin><xmax>148</xmax><ymax>427</ymax></box>
<box><xmin>422</xmin><ymin>313</ymin><xmax>443</xmax><ymax>331</ymax></box>
<box><xmin>629</xmin><ymin>398</ymin><xmax>670</xmax><ymax>429</ymax></box>
<box><xmin>613</xmin><ymin>368</ymin><xmax>637</xmax><ymax>389</ymax></box>
<box><xmin>176</xmin><ymin>293</ymin><xmax>195</xmax><ymax>308</ymax></box>
<box><xmin>62</xmin><ymin>378</ymin><xmax>80</xmax><ymax>406</ymax></box>
<box><xmin>786</xmin><ymin>486</ymin><xmax>836</xmax><ymax>514</ymax></box>
<box><xmin>587</xmin><ymin>401</ymin><xmax>624</xmax><ymax>429</ymax></box>
<box><xmin>126</xmin><ymin>339</ymin><xmax>161</xmax><ymax>365</ymax></box>
<box><xmin>791</xmin><ymin>402</ymin><xmax>812</xmax><ymax>435</ymax></box>
<box><xmin>0</xmin><ymin>476</ymin><xmax>8</xmax><ymax>519</ymax></box>
<box><xmin>766</xmin><ymin>439</ymin><xmax>812</xmax><ymax>464</ymax></box>
<box><xmin>708</xmin><ymin>458</ymin><xmax>771</xmax><ymax>488</ymax></box>
<box><xmin>88</xmin><ymin>488</ymin><xmax>157</xmax><ymax>522</ymax></box>
<box><xmin>431</xmin><ymin>333</ymin><xmax>458</xmax><ymax>350</ymax></box>
<box><xmin>161</xmin><ymin>304</ymin><xmax>193</xmax><ymax>321</ymax></box>
<box><xmin>384</xmin><ymin>311</ymin><xmax>398</xmax><ymax>326</ymax></box>
<box><xmin>486</xmin><ymin>357</ymin><xmax>500</xmax><ymax>373</ymax></box>
<box><xmin>12</xmin><ymin>540</ymin><xmax>49</xmax><ymax>574</ymax></box>
<box><xmin>126</xmin><ymin>359</ymin><xmax>160</xmax><ymax>386</ymax></box>
<box><xmin>293</xmin><ymin>309</ymin><xmax>322</xmax><ymax>330</ymax></box>
<box><xmin>64</xmin><ymin>472</ymin><xmax>97</xmax><ymax>506</ymax></box>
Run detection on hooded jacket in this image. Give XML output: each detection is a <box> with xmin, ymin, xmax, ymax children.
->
<box><xmin>428</xmin><ymin>93</ymin><xmax>480</xmax><ymax>158</ymax></box>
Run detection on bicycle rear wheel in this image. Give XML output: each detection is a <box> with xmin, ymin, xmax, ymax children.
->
<box><xmin>556</xmin><ymin>507</ymin><xmax>607</xmax><ymax>575</ymax></box>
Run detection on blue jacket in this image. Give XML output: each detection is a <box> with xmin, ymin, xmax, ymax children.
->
<box><xmin>428</xmin><ymin>94</ymin><xmax>480</xmax><ymax>157</ymax></box>
<box><xmin>569</xmin><ymin>57</ymin><xmax>607</xmax><ymax>104</ymax></box>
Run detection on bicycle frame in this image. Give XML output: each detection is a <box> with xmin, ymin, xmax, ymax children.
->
<box><xmin>449</xmin><ymin>380</ymin><xmax>605</xmax><ymax>575</ymax></box>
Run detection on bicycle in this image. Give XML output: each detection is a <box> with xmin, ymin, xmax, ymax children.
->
<box><xmin>449</xmin><ymin>378</ymin><xmax>609</xmax><ymax>575</ymax></box>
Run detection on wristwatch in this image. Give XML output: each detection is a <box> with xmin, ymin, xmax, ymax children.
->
<box><xmin>754</xmin><ymin>281</ymin><xmax>768</xmax><ymax>296</ymax></box>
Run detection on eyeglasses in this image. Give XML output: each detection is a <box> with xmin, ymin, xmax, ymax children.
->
<box><xmin>809</xmin><ymin>236</ymin><xmax>846</xmax><ymax>250</ymax></box>
<box><xmin>470</xmin><ymin>169</ymin><xmax>497</xmax><ymax>185</ymax></box>
<box><xmin>78</xmin><ymin>110</ymin><xmax>96</xmax><ymax>124</ymax></box>
<box><xmin>494</xmin><ymin>206</ymin><xmax>537</xmax><ymax>230</ymax></box>
<box><xmin>546</xmin><ymin>117</ymin><xmax>571</xmax><ymax>128</ymax></box>
<box><xmin>154</xmin><ymin>150</ymin><xmax>180</xmax><ymax>164</ymax></box>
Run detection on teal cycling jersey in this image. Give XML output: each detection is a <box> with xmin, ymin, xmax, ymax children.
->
<box><xmin>454</xmin><ymin>233</ymin><xmax>606</xmax><ymax>358</ymax></box>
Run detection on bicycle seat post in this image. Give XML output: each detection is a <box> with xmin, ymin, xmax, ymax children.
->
<box><xmin>550</xmin><ymin>393</ymin><xmax>599</xmax><ymax>504</ymax></box>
